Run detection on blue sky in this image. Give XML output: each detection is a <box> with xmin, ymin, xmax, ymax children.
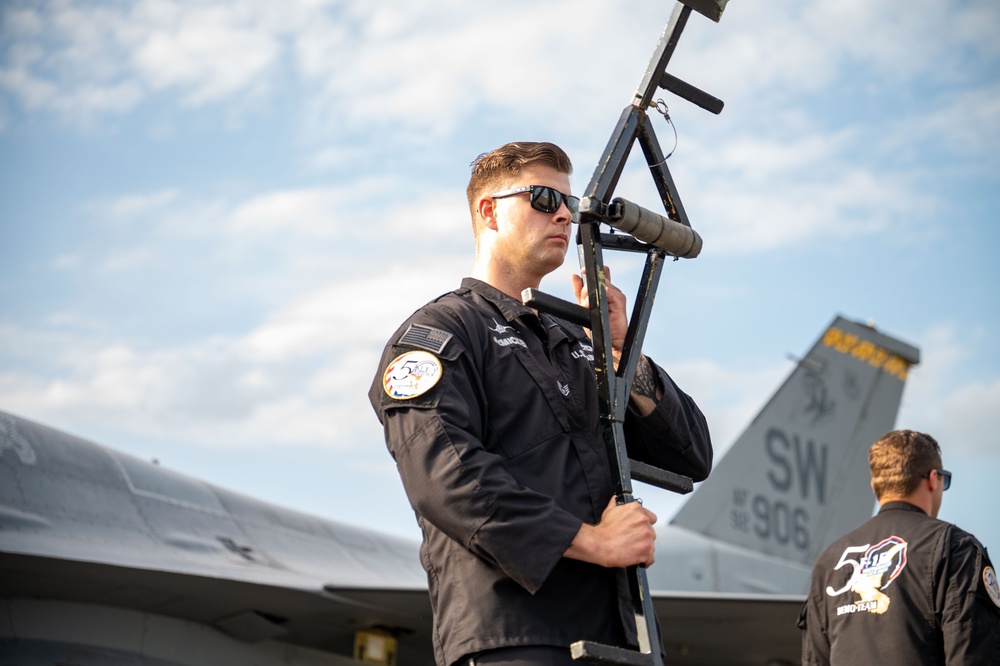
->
<box><xmin>2</xmin><ymin>0</ymin><xmax>998</xmax><ymax>556</ymax></box>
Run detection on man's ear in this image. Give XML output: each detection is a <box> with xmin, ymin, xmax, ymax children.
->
<box><xmin>478</xmin><ymin>196</ymin><xmax>499</xmax><ymax>231</ymax></box>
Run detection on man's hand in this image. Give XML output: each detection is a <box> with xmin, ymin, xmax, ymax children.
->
<box><xmin>571</xmin><ymin>266</ymin><xmax>628</xmax><ymax>353</ymax></box>
<box><xmin>572</xmin><ymin>267</ymin><xmax>662</xmax><ymax>415</ymax></box>
<box><xmin>564</xmin><ymin>497</ymin><xmax>658</xmax><ymax>569</ymax></box>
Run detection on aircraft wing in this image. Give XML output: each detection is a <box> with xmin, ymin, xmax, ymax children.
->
<box><xmin>0</xmin><ymin>408</ymin><xmax>435</xmax><ymax>665</ymax></box>
<box><xmin>653</xmin><ymin>592</ymin><xmax>804</xmax><ymax>665</ymax></box>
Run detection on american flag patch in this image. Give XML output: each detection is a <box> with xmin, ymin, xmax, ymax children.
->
<box><xmin>398</xmin><ymin>324</ymin><xmax>453</xmax><ymax>354</ymax></box>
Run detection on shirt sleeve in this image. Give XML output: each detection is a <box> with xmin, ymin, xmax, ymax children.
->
<box><xmin>622</xmin><ymin>360</ymin><xmax>713</xmax><ymax>481</ymax></box>
<box><xmin>798</xmin><ymin>564</ymin><xmax>832</xmax><ymax>666</ymax></box>
<box><xmin>940</xmin><ymin>529</ymin><xmax>1000</xmax><ymax>664</ymax></box>
<box><xmin>370</xmin><ymin>312</ymin><xmax>583</xmax><ymax>594</ymax></box>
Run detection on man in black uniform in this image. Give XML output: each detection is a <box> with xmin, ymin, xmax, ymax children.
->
<box><xmin>369</xmin><ymin>141</ymin><xmax>712</xmax><ymax>666</ymax></box>
<box><xmin>799</xmin><ymin>429</ymin><xmax>1000</xmax><ymax>664</ymax></box>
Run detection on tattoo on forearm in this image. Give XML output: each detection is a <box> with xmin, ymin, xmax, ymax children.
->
<box><xmin>632</xmin><ymin>356</ymin><xmax>660</xmax><ymax>400</ymax></box>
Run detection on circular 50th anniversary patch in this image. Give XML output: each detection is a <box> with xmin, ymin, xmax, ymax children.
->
<box><xmin>985</xmin><ymin>566</ymin><xmax>1000</xmax><ymax>608</ymax></box>
<box><xmin>383</xmin><ymin>350</ymin><xmax>443</xmax><ymax>400</ymax></box>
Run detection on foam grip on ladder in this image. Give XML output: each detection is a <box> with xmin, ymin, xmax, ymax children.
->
<box><xmin>609</xmin><ymin>198</ymin><xmax>703</xmax><ymax>258</ymax></box>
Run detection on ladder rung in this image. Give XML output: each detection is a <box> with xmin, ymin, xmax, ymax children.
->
<box><xmin>658</xmin><ymin>72</ymin><xmax>724</xmax><ymax>115</ymax></box>
<box><xmin>629</xmin><ymin>459</ymin><xmax>694</xmax><ymax>494</ymax></box>
<box><xmin>570</xmin><ymin>640</ymin><xmax>658</xmax><ymax>666</ymax></box>
<box><xmin>521</xmin><ymin>288</ymin><xmax>590</xmax><ymax>327</ymax></box>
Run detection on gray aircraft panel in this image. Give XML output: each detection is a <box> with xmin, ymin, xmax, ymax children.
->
<box><xmin>0</xmin><ymin>410</ymin><xmax>432</xmax><ymax>664</ymax></box>
<box><xmin>2</xmin><ymin>598</ymin><xmax>363</xmax><ymax>666</ymax></box>
<box><xmin>0</xmin><ymin>411</ymin><xmax>424</xmax><ymax>591</ymax></box>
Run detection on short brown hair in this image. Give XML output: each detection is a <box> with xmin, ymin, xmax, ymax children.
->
<box><xmin>869</xmin><ymin>429</ymin><xmax>942</xmax><ymax>500</ymax></box>
<box><xmin>466</xmin><ymin>142</ymin><xmax>573</xmax><ymax>233</ymax></box>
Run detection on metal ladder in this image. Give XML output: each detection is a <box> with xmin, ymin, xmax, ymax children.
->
<box><xmin>521</xmin><ymin>2</ymin><xmax>732</xmax><ymax>663</ymax></box>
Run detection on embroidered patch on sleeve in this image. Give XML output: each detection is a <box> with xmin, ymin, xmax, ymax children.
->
<box><xmin>398</xmin><ymin>324</ymin><xmax>453</xmax><ymax>354</ymax></box>
<box><xmin>383</xmin><ymin>350</ymin><xmax>443</xmax><ymax>400</ymax></box>
<box><xmin>984</xmin><ymin>566</ymin><xmax>1000</xmax><ymax>608</ymax></box>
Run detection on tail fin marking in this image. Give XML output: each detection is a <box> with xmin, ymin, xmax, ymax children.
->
<box><xmin>671</xmin><ymin>315</ymin><xmax>920</xmax><ymax>567</ymax></box>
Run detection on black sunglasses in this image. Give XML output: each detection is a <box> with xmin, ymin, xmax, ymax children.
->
<box><xmin>922</xmin><ymin>468</ymin><xmax>952</xmax><ymax>491</ymax></box>
<box><xmin>490</xmin><ymin>185</ymin><xmax>580</xmax><ymax>222</ymax></box>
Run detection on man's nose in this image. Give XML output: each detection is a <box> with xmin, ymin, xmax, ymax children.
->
<box><xmin>554</xmin><ymin>202</ymin><xmax>573</xmax><ymax>225</ymax></box>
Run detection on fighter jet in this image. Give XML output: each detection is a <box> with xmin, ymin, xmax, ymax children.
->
<box><xmin>0</xmin><ymin>314</ymin><xmax>919</xmax><ymax>665</ymax></box>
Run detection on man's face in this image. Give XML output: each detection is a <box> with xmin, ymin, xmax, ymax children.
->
<box><xmin>489</xmin><ymin>164</ymin><xmax>574</xmax><ymax>280</ymax></box>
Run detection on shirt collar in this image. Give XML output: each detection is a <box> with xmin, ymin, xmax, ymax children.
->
<box><xmin>461</xmin><ymin>277</ymin><xmax>535</xmax><ymax>323</ymax></box>
<box><xmin>878</xmin><ymin>500</ymin><xmax>928</xmax><ymax>516</ymax></box>
<box><xmin>460</xmin><ymin>277</ymin><xmax>579</xmax><ymax>347</ymax></box>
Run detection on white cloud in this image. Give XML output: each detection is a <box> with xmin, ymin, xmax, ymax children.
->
<box><xmin>0</xmin><ymin>241</ymin><xmax>468</xmax><ymax>452</ymax></box>
<box><xmin>49</xmin><ymin>254</ymin><xmax>82</xmax><ymax>270</ymax></box>
<box><xmin>3</xmin><ymin>0</ymin><xmax>996</xmax><ymax>139</ymax></box>
<box><xmin>665</xmin><ymin>358</ymin><xmax>789</xmax><ymax>458</ymax></box>
<box><xmin>679</xmin><ymin>163</ymin><xmax>929</xmax><ymax>255</ymax></box>
<box><xmin>230</xmin><ymin>187</ymin><xmax>356</xmax><ymax>238</ymax></box>
<box><xmin>97</xmin><ymin>189</ymin><xmax>180</xmax><ymax>219</ymax></box>
<box><xmin>245</xmin><ymin>259</ymin><xmax>466</xmax><ymax>361</ymax></box>
<box><xmin>937</xmin><ymin>379</ymin><xmax>1000</xmax><ymax>456</ymax></box>
<box><xmin>896</xmin><ymin>321</ymin><xmax>1000</xmax><ymax>459</ymax></box>
<box><xmin>130</xmin><ymin>4</ymin><xmax>281</xmax><ymax>105</ymax></box>
<box><xmin>699</xmin><ymin>0</ymin><xmax>1000</xmax><ymax>101</ymax></box>
<box><xmin>223</xmin><ymin>179</ymin><xmax>469</xmax><ymax>243</ymax></box>
<box><xmin>2</xmin><ymin>6</ymin><xmax>43</xmax><ymax>36</ymax></box>
<box><xmin>901</xmin><ymin>84</ymin><xmax>1000</xmax><ymax>162</ymax></box>
<box><xmin>0</xmin><ymin>59</ymin><xmax>59</xmax><ymax>111</ymax></box>
<box><xmin>101</xmin><ymin>247</ymin><xmax>153</xmax><ymax>273</ymax></box>
<box><xmin>1</xmin><ymin>0</ymin><xmax>310</xmax><ymax>120</ymax></box>
<box><xmin>0</xmin><ymin>328</ymin><xmax>319</xmax><ymax>448</ymax></box>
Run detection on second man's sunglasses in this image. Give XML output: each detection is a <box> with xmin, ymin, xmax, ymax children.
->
<box><xmin>922</xmin><ymin>467</ymin><xmax>952</xmax><ymax>491</ymax></box>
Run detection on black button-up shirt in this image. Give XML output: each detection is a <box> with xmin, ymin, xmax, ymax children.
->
<box><xmin>800</xmin><ymin>501</ymin><xmax>1000</xmax><ymax>665</ymax></box>
<box><xmin>370</xmin><ymin>278</ymin><xmax>712</xmax><ymax>666</ymax></box>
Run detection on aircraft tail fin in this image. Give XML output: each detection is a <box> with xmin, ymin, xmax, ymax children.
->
<box><xmin>670</xmin><ymin>315</ymin><xmax>920</xmax><ymax>567</ymax></box>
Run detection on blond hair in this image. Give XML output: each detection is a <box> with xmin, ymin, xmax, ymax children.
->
<box><xmin>869</xmin><ymin>429</ymin><xmax>941</xmax><ymax>500</ymax></box>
